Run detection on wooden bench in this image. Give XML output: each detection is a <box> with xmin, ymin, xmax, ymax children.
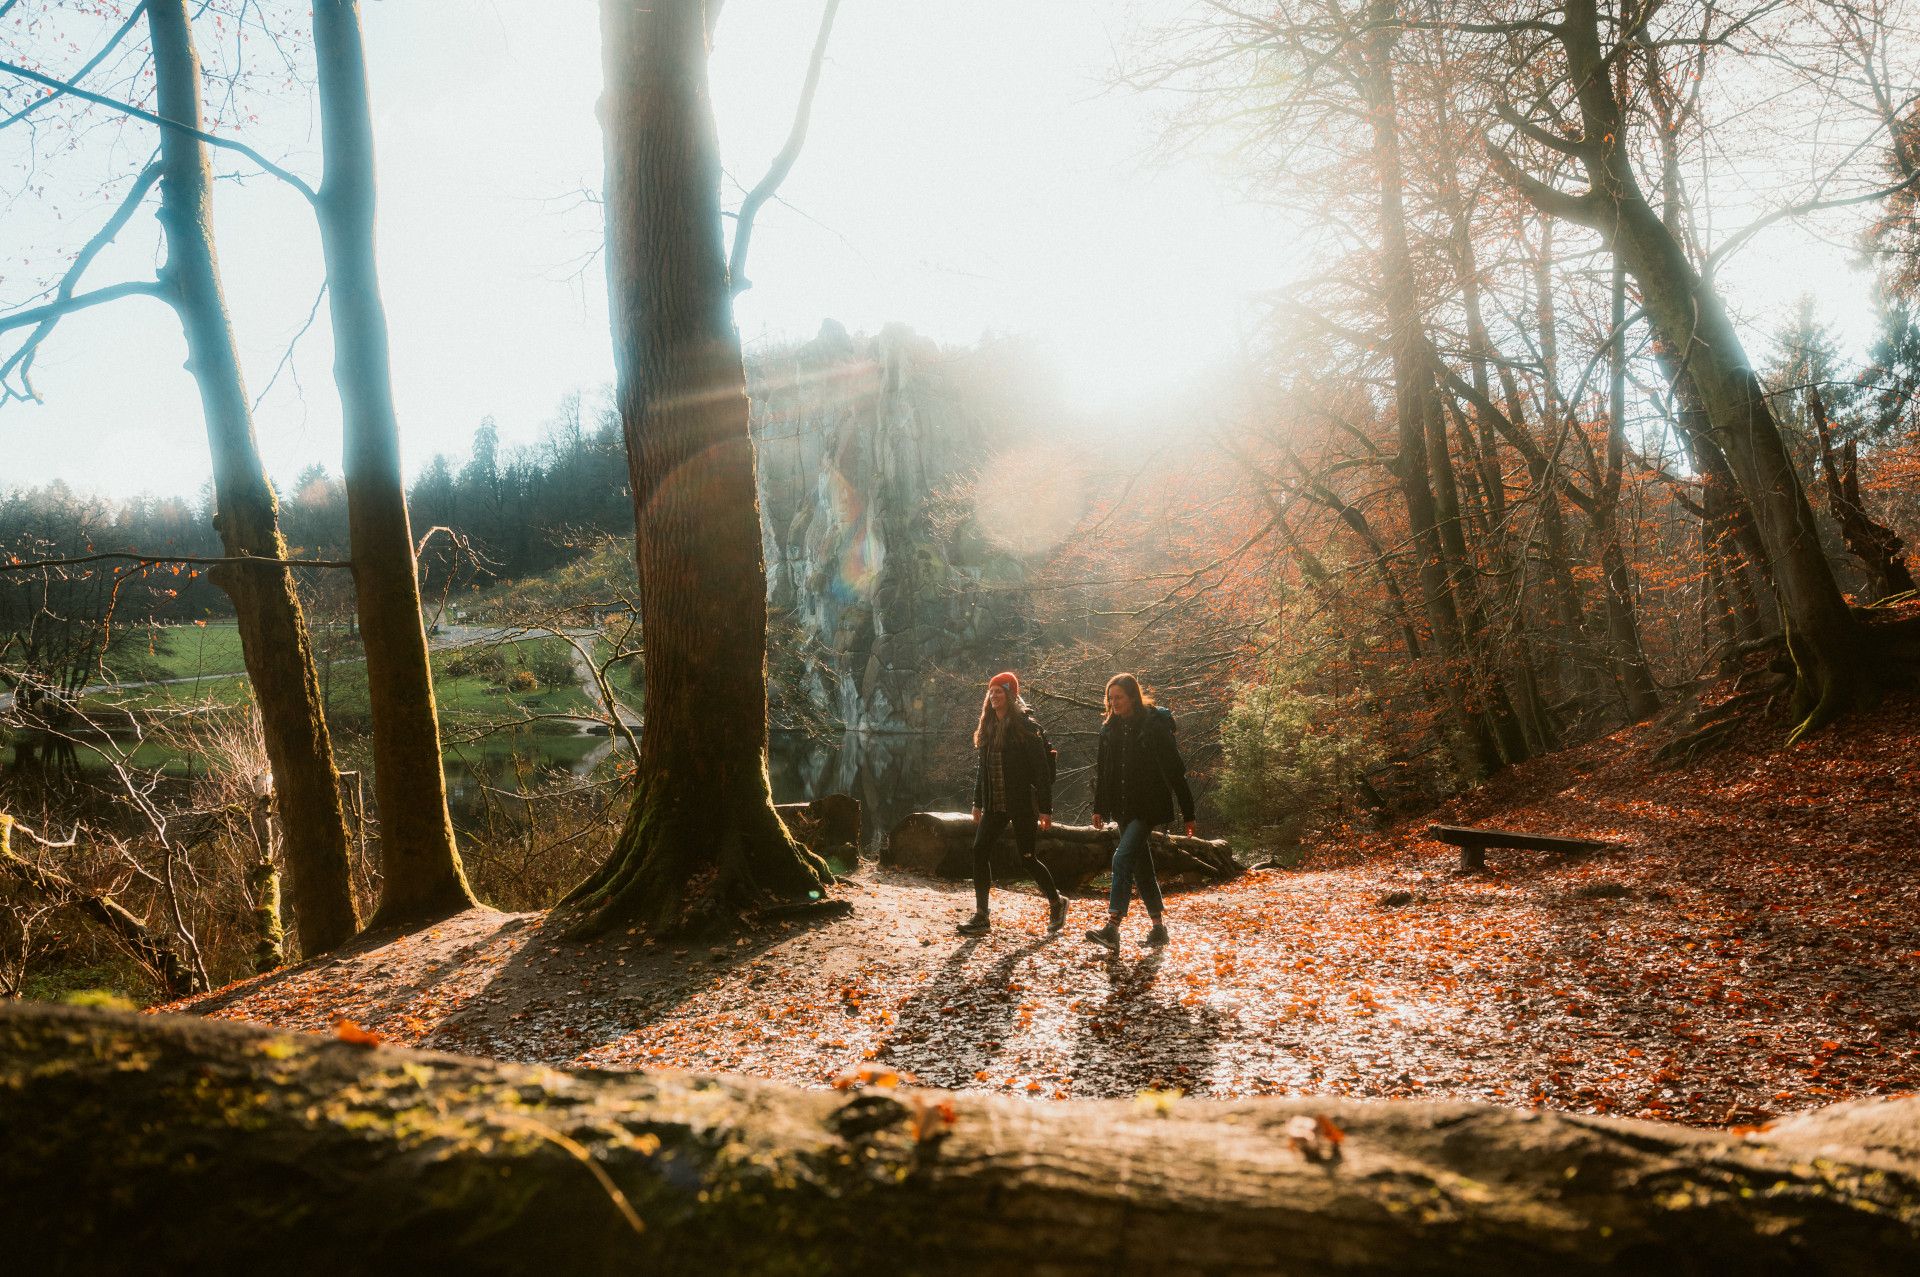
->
<box><xmin>1427</xmin><ymin>824</ymin><xmax>1610</xmax><ymax>873</ymax></box>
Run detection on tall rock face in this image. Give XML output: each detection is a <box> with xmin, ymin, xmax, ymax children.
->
<box><xmin>753</xmin><ymin>321</ymin><xmax>1034</xmax><ymax>735</ymax></box>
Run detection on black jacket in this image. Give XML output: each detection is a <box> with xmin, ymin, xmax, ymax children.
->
<box><xmin>1093</xmin><ymin>705</ymin><xmax>1195</xmax><ymax>827</ymax></box>
<box><xmin>972</xmin><ymin>709</ymin><xmax>1054</xmax><ymax>817</ymax></box>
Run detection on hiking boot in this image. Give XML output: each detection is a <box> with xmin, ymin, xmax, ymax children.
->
<box><xmin>1145</xmin><ymin>921</ymin><xmax>1170</xmax><ymax>947</ymax></box>
<box><xmin>1084</xmin><ymin>921</ymin><xmax>1120</xmax><ymax>952</ymax></box>
<box><xmin>956</xmin><ymin>912</ymin><xmax>991</xmax><ymax>936</ymax></box>
<box><xmin>1047</xmin><ymin>895</ymin><xmax>1068</xmax><ymax>932</ymax></box>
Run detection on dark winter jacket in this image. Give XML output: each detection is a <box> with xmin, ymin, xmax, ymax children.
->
<box><xmin>1093</xmin><ymin>705</ymin><xmax>1195</xmax><ymax>828</ymax></box>
<box><xmin>972</xmin><ymin>709</ymin><xmax>1054</xmax><ymax>817</ymax></box>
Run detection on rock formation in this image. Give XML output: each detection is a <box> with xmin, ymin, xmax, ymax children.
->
<box><xmin>753</xmin><ymin>321</ymin><xmax>1042</xmax><ymax>736</ymax></box>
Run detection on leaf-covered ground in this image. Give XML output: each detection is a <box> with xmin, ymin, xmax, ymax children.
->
<box><xmin>169</xmin><ymin>695</ymin><xmax>1920</xmax><ymax>1128</ymax></box>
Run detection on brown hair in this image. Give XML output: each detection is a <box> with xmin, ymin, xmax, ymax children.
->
<box><xmin>973</xmin><ymin>678</ymin><xmax>1031</xmax><ymax>748</ymax></box>
<box><xmin>1102</xmin><ymin>673</ymin><xmax>1154</xmax><ymax>723</ymax></box>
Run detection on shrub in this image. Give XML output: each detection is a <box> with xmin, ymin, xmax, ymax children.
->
<box><xmin>507</xmin><ymin>669</ymin><xmax>540</xmax><ymax>694</ymax></box>
<box><xmin>446</xmin><ymin>646</ymin><xmax>506</xmax><ymax>680</ymax></box>
<box><xmin>1214</xmin><ymin>681</ymin><xmax>1381</xmax><ymax>844</ymax></box>
<box><xmin>528</xmin><ymin>644</ymin><xmax>577</xmax><ymax>691</ymax></box>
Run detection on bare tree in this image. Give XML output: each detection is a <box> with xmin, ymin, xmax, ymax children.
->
<box><xmin>0</xmin><ymin>2</ymin><xmax>359</xmax><ymax>953</ymax></box>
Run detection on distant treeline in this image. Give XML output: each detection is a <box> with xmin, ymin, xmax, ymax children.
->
<box><xmin>0</xmin><ymin>392</ymin><xmax>637</xmax><ymax>631</ymax></box>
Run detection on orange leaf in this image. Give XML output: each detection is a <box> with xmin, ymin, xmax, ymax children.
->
<box><xmin>334</xmin><ymin>1019</ymin><xmax>381</xmax><ymax>1047</ymax></box>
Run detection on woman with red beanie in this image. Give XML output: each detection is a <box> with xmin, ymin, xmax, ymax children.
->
<box><xmin>957</xmin><ymin>671</ymin><xmax>1067</xmax><ymax>936</ymax></box>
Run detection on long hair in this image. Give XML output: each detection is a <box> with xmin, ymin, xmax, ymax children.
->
<box><xmin>974</xmin><ymin>682</ymin><xmax>1031</xmax><ymax>748</ymax></box>
<box><xmin>1102</xmin><ymin>672</ymin><xmax>1154</xmax><ymax>724</ymax></box>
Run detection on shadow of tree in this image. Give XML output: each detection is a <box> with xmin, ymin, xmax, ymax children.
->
<box><xmin>869</xmin><ymin>931</ymin><xmax>1062</xmax><ymax>1088</ymax></box>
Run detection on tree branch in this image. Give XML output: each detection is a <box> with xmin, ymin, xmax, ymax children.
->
<box><xmin>0</xmin><ymin>161</ymin><xmax>166</xmax><ymax>401</ymax></box>
<box><xmin>0</xmin><ymin>56</ymin><xmax>317</xmax><ymax>202</ymax></box>
<box><xmin>0</xmin><ymin>552</ymin><xmax>352</xmax><ymax>574</ymax></box>
<box><xmin>727</xmin><ymin>0</ymin><xmax>841</xmax><ymax>295</ymax></box>
<box><xmin>1486</xmin><ymin>142</ymin><xmax>1605</xmax><ymax>227</ymax></box>
<box><xmin>0</xmin><ymin>2</ymin><xmax>150</xmax><ymax>130</ymax></box>
<box><xmin>0</xmin><ymin>280</ymin><xmax>166</xmax><ymax>341</ymax></box>
<box><xmin>1493</xmin><ymin>100</ymin><xmax>1587</xmax><ymax>158</ymax></box>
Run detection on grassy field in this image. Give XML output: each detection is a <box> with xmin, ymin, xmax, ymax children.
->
<box><xmin>312</xmin><ymin>634</ymin><xmax>599</xmax><ymax>734</ymax></box>
<box><xmin>52</xmin><ymin>632</ymin><xmax>600</xmax><ymax>782</ymax></box>
<box><xmin>127</xmin><ymin>621</ymin><xmax>251</xmax><ymax>680</ymax></box>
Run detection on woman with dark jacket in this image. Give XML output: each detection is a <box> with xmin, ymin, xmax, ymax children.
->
<box><xmin>957</xmin><ymin>671</ymin><xmax>1067</xmax><ymax>936</ymax></box>
<box><xmin>1086</xmin><ymin>672</ymin><xmax>1195</xmax><ymax>950</ymax></box>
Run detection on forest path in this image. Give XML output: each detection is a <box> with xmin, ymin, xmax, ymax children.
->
<box><xmin>166</xmin><ymin>692</ymin><xmax>1920</xmax><ymax>1129</ymax></box>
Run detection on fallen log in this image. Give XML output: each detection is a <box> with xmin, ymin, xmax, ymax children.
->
<box><xmin>5</xmin><ymin>1001</ymin><xmax>1918</xmax><ymax>1275</ymax></box>
<box><xmin>776</xmin><ymin>794</ymin><xmax>862</xmax><ymax>862</ymax></box>
<box><xmin>882</xmin><ymin>810</ymin><xmax>1237</xmax><ymax>889</ymax></box>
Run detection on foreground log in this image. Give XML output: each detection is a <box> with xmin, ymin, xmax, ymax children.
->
<box><xmin>883</xmin><ymin>811</ymin><xmax>1238</xmax><ymax>889</ymax></box>
<box><xmin>5</xmin><ymin>1002</ymin><xmax>1919</xmax><ymax>1274</ymax></box>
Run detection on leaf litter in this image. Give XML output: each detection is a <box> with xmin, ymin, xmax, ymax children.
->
<box><xmin>161</xmin><ymin>694</ymin><xmax>1920</xmax><ymax>1129</ymax></box>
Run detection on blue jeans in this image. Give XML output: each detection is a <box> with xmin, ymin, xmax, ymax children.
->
<box><xmin>1108</xmin><ymin>818</ymin><xmax>1163</xmax><ymax>920</ymax></box>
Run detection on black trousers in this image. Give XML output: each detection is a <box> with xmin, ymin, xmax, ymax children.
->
<box><xmin>971</xmin><ymin>809</ymin><xmax>1061</xmax><ymax>912</ymax></box>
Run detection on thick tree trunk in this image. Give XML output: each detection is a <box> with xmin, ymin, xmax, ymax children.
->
<box><xmin>145</xmin><ymin>0</ymin><xmax>357</xmax><ymax>956</ymax></box>
<box><xmin>7</xmin><ymin>1002</ymin><xmax>1920</xmax><ymax>1275</ymax></box>
<box><xmin>882</xmin><ymin>811</ymin><xmax>1238</xmax><ymax>887</ymax></box>
<box><xmin>1556</xmin><ymin>0</ymin><xmax>1865</xmax><ymax>738</ymax></box>
<box><xmin>565</xmin><ymin>0</ymin><xmax>828</xmax><ymax>935</ymax></box>
<box><xmin>1650</xmin><ymin>342</ymin><xmax>1773</xmax><ymax>645</ymax></box>
<box><xmin>311</xmin><ymin>0</ymin><xmax>477</xmax><ymax>928</ymax></box>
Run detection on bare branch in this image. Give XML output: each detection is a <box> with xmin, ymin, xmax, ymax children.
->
<box><xmin>727</xmin><ymin>0</ymin><xmax>841</xmax><ymax>295</ymax></box>
<box><xmin>0</xmin><ymin>552</ymin><xmax>351</xmax><ymax>574</ymax></box>
<box><xmin>0</xmin><ymin>56</ymin><xmax>317</xmax><ymax>201</ymax></box>
<box><xmin>0</xmin><ymin>2</ymin><xmax>150</xmax><ymax>130</ymax></box>
<box><xmin>1486</xmin><ymin>143</ymin><xmax>1606</xmax><ymax>227</ymax></box>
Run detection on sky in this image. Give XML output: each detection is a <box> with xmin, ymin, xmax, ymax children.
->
<box><xmin>0</xmin><ymin>0</ymin><xmax>1894</xmax><ymax>499</ymax></box>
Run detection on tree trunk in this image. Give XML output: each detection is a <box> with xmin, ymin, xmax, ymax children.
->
<box><xmin>1364</xmin><ymin>2</ymin><xmax>1504</xmax><ymax>778</ymax></box>
<box><xmin>1555</xmin><ymin>0</ymin><xmax>1865</xmax><ymax>738</ymax></box>
<box><xmin>564</xmin><ymin>0</ymin><xmax>828</xmax><ymax>935</ymax></box>
<box><xmin>145</xmin><ymin>0</ymin><xmax>357</xmax><ymax>956</ymax></box>
<box><xmin>310</xmin><ymin>0</ymin><xmax>478</xmax><ymax>928</ymax></box>
<box><xmin>1599</xmin><ymin>260</ymin><xmax>1661</xmax><ymax>718</ymax></box>
<box><xmin>1808</xmin><ymin>386</ymin><xmax>1917</xmax><ymax>601</ymax></box>
<box><xmin>7</xmin><ymin>1001</ymin><xmax>1920</xmax><ymax>1275</ymax></box>
<box><xmin>881</xmin><ymin>811</ymin><xmax>1238</xmax><ymax>887</ymax></box>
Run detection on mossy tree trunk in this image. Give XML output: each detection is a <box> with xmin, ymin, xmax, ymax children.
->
<box><xmin>310</xmin><ymin>0</ymin><xmax>477</xmax><ymax>928</ymax></box>
<box><xmin>563</xmin><ymin>0</ymin><xmax>828</xmax><ymax>936</ymax></box>
<box><xmin>146</xmin><ymin>0</ymin><xmax>358</xmax><ymax>956</ymax></box>
<box><xmin>6</xmin><ymin>1002</ymin><xmax>1919</xmax><ymax>1275</ymax></box>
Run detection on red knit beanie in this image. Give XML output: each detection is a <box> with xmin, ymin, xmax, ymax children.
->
<box><xmin>988</xmin><ymin>671</ymin><xmax>1020</xmax><ymax>698</ymax></box>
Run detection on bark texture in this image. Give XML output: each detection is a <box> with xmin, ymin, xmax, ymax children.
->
<box><xmin>5</xmin><ymin>1001</ymin><xmax>1919</xmax><ymax>1276</ymax></box>
<box><xmin>146</xmin><ymin>0</ymin><xmax>357</xmax><ymax>955</ymax></box>
<box><xmin>311</xmin><ymin>0</ymin><xmax>477</xmax><ymax>927</ymax></box>
<box><xmin>565</xmin><ymin>0</ymin><xmax>828</xmax><ymax>935</ymax></box>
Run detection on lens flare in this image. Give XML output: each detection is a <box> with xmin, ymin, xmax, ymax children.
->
<box><xmin>971</xmin><ymin>444</ymin><xmax>1082</xmax><ymax>557</ymax></box>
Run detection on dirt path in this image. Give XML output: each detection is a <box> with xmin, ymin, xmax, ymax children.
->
<box><xmin>172</xmin><ymin>695</ymin><xmax>1920</xmax><ymax>1127</ymax></box>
